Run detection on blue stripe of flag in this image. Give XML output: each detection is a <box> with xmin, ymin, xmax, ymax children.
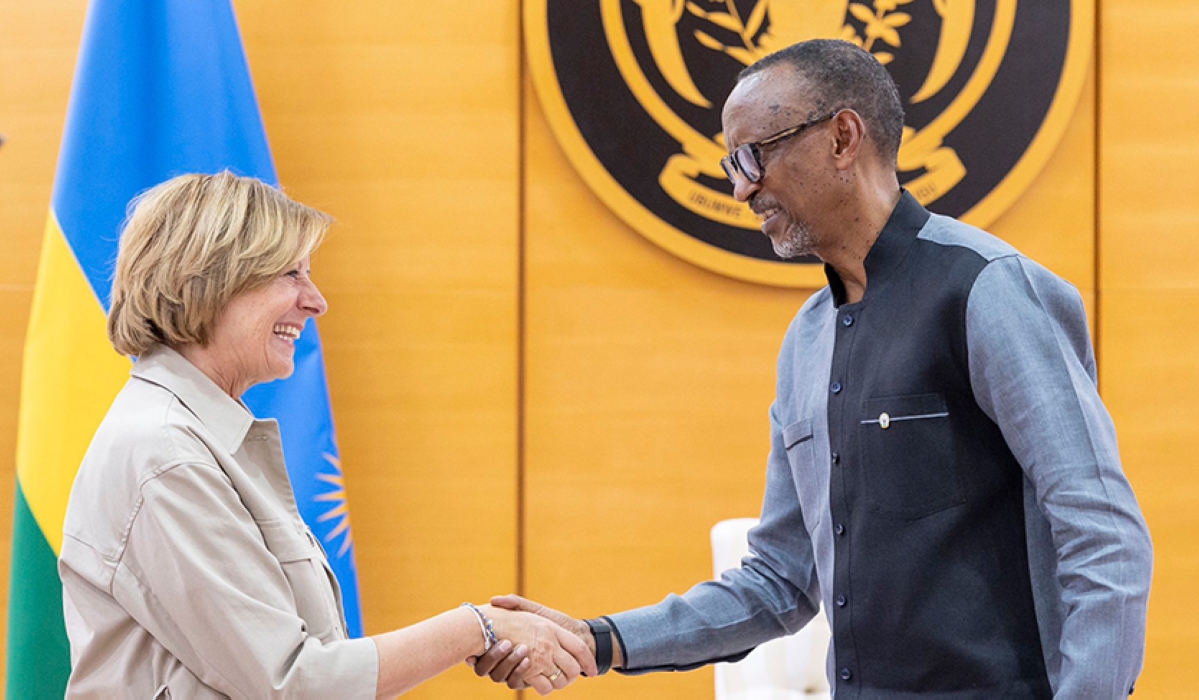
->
<box><xmin>51</xmin><ymin>0</ymin><xmax>362</xmax><ymax>637</ymax></box>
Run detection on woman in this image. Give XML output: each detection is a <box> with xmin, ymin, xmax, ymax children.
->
<box><xmin>58</xmin><ymin>172</ymin><xmax>592</xmax><ymax>698</ymax></box>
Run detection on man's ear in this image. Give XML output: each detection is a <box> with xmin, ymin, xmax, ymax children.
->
<box><xmin>831</xmin><ymin>109</ymin><xmax>867</xmax><ymax>169</ymax></box>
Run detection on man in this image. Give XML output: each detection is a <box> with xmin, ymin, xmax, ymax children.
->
<box><xmin>477</xmin><ymin>39</ymin><xmax>1152</xmax><ymax>698</ymax></box>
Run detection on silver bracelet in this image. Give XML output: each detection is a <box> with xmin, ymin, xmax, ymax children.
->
<box><xmin>461</xmin><ymin>602</ymin><xmax>497</xmax><ymax>652</ymax></box>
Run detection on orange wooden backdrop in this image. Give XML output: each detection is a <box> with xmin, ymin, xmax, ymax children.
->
<box><xmin>0</xmin><ymin>1</ymin><xmax>1193</xmax><ymax>698</ymax></box>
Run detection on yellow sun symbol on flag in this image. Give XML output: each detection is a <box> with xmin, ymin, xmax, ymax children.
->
<box><xmin>316</xmin><ymin>452</ymin><xmax>354</xmax><ymax>557</ymax></box>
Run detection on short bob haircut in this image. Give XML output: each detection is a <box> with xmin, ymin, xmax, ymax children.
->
<box><xmin>107</xmin><ymin>171</ymin><xmax>332</xmax><ymax>357</ymax></box>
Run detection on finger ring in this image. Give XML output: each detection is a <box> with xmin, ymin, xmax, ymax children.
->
<box><xmin>547</xmin><ymin>668</ymin><xmax>562</xmax><ymax>682</ymax></box>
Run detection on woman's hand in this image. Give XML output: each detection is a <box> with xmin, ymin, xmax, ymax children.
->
<box><xmin>482</xmin><ymin>605</ymin><xmax>597</xmax><ymax>695</ymax></box>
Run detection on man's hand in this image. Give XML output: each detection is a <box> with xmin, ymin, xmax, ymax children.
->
<box><xmin>474</xmin><ymin>602</ymin><xmax>597</xmax><ymax>695</ymax></box>
<box><xmin>492</xmin><ymin>595</ymin><xmax>594</xmax><ymax>652</ymax></box>
<box><xmin>468</xmin><ymin>595</ymin><xmax>596</xmax><ymax>691</ymax></box>
<box><xmin>466</xmin><ymin>639</ymin><xmax>531</xmax><ymax>688</ymax></box>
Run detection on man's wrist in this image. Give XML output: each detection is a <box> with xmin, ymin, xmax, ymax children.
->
<box><xmin>604</xmin><ymin>616</ymin><xmax>625</xmax><ymax>670</ymax></box>
<box><xmin>585</xmin><ymin>617</ymin><xmax>614</xmax><ymax>675</ymax></box>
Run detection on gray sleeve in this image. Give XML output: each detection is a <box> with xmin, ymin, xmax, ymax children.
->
<box><xmin>609</xmin><ymin>331</ymin><xmax>821</xmax><ymax>674</ymax></box>
<box><xmin>116</xmin><ymin>462</ymin><xmax>379</xmax><ymax>699</ymax></box>
<box><xmin>966</xmin><ymin>255</ymin><xmax>1152</xmax><ymax>698</ymax></box>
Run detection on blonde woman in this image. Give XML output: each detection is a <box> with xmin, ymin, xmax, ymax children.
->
<box><xmin>59</xmin><ymin>172</ymin><xmax>592</xmax><ymax>698</ymax></box>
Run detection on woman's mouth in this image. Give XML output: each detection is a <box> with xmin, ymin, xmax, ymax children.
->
<box><xmin>272</xmin><ymin>324</ymin><xmax>302</xmax><ymax>343</ymax></box>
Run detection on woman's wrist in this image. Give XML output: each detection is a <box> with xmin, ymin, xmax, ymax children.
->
<box><xmin>461</xmin><ymin>602</ymin><xmax>497</xmax><ymax>654</ymax></box>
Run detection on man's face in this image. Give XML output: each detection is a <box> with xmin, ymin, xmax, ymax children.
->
<box><xmin>721</xmin><ymin>67</ymin><xmax>836</xmax><ymax>259</ymax></box>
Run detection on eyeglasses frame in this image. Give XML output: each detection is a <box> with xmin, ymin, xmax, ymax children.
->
<box><xmin>720</xmin><ymin>109</ymin><xmax>842</xmax><ymax>185</ymax></box>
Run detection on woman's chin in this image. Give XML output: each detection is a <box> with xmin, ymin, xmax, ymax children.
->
<box><xmin>260</xmin><ymin>355</ymin><xmax>296</xmax><ymax>385</ymax></box>
<box><xmin>274</xmin><ymin>362</ymin><xmax>296</xmax><ymax>382</ymax></box>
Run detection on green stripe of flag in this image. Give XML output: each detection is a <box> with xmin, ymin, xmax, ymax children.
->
<box><xmin>6</xmin><ymin>482</ymin><xmax>70</xmax><ymax>699</ymax></box>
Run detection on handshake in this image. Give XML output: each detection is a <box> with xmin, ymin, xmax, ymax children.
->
<box><xmin>465</xmin><ymin>595</ymin><xmax>620</xmax><ymax>696</ymax></box>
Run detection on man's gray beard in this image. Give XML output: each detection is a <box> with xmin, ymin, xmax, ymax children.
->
<box><xmin>771</xmin><ymin>222</ymin><xmax>816</xmax><ymax>259</ymax></box>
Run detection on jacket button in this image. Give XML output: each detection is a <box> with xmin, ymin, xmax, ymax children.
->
<box><xmin>836</xmin><ymin>594</ymin><xmax>847</xmax><ymax>607</ymax></box>
<box><xmin>840</xmin><ymin>668</ymin><xmax>852</xmax><ymax>681</ymax></box>
<box><xmin>842</xmin><ymin>314</ymin><xmax>854</xmax><ymax>327</ymax></box>
<box><xmin>831</xmin><ymin>451</ymin><xmax>840</xmax><ymax>465</ymax></box>
<box><xmin>835</xmin><ymin>523</ymin><xmax>845</xmax><ymax>536</ymax></box>
<box><xmin>830</xmin><ymin>381</ymin><xmax>842</xmax><ymax>394</ymax></box>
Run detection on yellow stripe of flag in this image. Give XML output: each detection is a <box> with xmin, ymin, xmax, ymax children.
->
<box><xmin>17</xmin><ymin>212</ymin><xmax>130</xmax><ymax>556</ymax></box>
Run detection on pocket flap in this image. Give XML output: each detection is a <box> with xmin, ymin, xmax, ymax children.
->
<box><xmin>782</xmin><ymin>419</ymin><xmax>814</xmax><ymax>448</ymax></box>
<box><xmin>256</xmin><ymin>519</ymin><xmax>316</xmax><ymax>563</ymax></box>
<box><xmin>863</xmin><ymin>393</ymin><xmax>948</xmax><ymax>425</ymax></box>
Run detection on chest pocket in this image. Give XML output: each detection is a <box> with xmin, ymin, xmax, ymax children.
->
<box><xmin>783</xmin><ymin>418</ymin><xmax>826</xmax><ymax>531</ymax></box>
<box><xmin>257</xmin><ymin>519</ymin><xmax>344</xmax><ymax>642</ymax></box>
<box><xmin>859</xmin><ymin>393</ymin><xmax>964</xmax><ymax>520</ymax></box>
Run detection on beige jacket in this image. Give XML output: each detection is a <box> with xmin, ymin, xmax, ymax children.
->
<box><xmin>59</xmin><ymin>346</ymin><xmax>378</xmax><ymax>699</ymax></box>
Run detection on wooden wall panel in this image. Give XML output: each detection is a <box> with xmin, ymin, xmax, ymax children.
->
<box><xmin>1100</xmin><ymin>1</ymin><xmax>1199</xmax><ymax>696</ymax></box>
<box><xmin>233</xmin><ymin>2</ymin><xmax>521</xmax><ymax>698</ymax></box>
<box><xmin>1101</xmin><ymin>296</ymin><xmax>1199</xmax><ymax>699</ymax></box>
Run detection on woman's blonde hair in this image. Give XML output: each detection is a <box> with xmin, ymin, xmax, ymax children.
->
<box><xmin>107</xmin><ymin>171</ymin><xmax>332</xmax><ymax>357</ymax></box>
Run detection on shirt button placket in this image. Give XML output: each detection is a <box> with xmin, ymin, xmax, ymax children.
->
<box><xmin>831</xmin><ymin>308</ymin><xmax>856</xmax><ymax>694</ymax></box>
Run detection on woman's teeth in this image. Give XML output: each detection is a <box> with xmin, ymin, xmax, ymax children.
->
<box><xmin>273</xmin><ymin>324</ymin><xmax>301</xmax><ymax>341</ymax></box>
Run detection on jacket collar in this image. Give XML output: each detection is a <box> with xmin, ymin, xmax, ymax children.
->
<box><xmin>131</xmin><ymin>345</ymin><xmax>254</xmax><ymax>453</ymax></box>
<box><xmin>825</xmin><ymin>189</ymin><xmax>931</xmax><ymax>307</ymax></box>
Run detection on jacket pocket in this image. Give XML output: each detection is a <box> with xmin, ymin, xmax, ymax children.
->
<box><xmin>257</xmin><ymin>519</ymin><xmax>341</xmax><ymax>641</ymax></box>
<box><xmin>782</xmin><ymin>418</ymin><xmax>825</xmax><ymax>531</ymax></box>
<box><xmin>859</xmin><ymin>393</ymin><xmax>963</xmax><ymax>520</ymax></box>
<box><xmin>783</xmin><ymin>419</ymin><xmax>814</xmax><ymax>450</ymax></box>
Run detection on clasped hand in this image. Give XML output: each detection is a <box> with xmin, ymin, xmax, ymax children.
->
<box><xmin>474</xmin><ymin>598</ymin><xmax>595</xmax><ymax>695</ymax></box>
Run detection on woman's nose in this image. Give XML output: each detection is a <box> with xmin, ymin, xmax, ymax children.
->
<box><xmin>301</xmin><ymin>278</ymin><xmax>328</xmax><ymax>317</ymax></box>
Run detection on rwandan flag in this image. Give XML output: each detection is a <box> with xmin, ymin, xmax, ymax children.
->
<box><xmin>8</xmin><ymin>1</ymin><xmax>363</xmax><ymax>695</ymax></box>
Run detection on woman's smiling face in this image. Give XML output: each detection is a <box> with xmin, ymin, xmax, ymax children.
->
<box><xmin>201</xmin><ymin>256</ymin><xmax>327</xmax><ymax>396</ymax></box>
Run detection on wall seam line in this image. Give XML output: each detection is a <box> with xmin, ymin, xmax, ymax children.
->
<box><xmin>1093</xmin><ymin>0</ymin><xmax>1103</xmax><ymax>374</ymax></box>
<box><xmin>516</xmin><ymin>0</ymin><xmax>528</xmax><ymax>606</ymax></box>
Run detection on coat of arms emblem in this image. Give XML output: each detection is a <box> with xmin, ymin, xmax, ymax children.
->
<box><xmin>525</xmin><ymin>0</ymin><xmax>1091</xmax><ymax>286</ymax></box>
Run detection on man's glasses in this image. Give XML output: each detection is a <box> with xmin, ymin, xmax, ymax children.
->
<box><xmin>720</xmin><ymin>110</ymin><xmax>840</xmax><ymax>185</ymax></box>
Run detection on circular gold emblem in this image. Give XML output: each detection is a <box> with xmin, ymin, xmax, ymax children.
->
<box><xmin>525</xmin><ymin>0</ymin><xmax>1092</xmax><ymax>287</ymax></box>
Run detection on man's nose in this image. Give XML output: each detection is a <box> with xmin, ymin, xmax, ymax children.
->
<box><xmin>732</xmin><ymin>175</ymin><xmax>760</xmax><ymax>203</ymax></box>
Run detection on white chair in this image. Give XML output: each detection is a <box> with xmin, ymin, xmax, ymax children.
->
<box><xmin>711</xmin><ymin>518</ymin><xmax>832</xmax><ymax>700</ymax></box>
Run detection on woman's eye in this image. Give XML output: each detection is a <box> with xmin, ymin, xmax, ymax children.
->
<box><xmin>285</xmin><ymin>269</ymin><xmax>302</xmax><ymax>279</ymax></box>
